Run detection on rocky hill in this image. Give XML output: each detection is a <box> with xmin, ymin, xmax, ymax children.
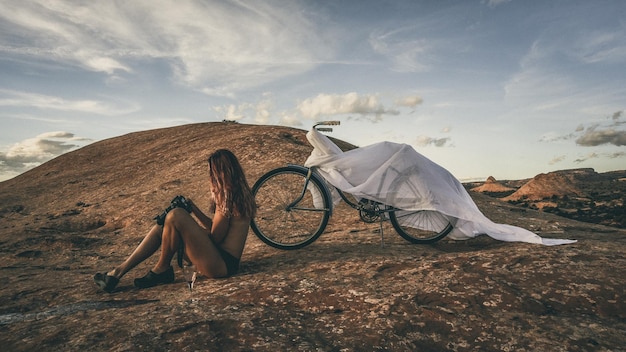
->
<box><xmin>469</xmin><ymin>176</ymin><xmax>515</xmax><ymax>196</ymax></box>
<box><xmin>503</xmin><ymin>172</ymin><xmax>584</xmax><ymax>202</ymax></box>
<box><xmin>470</xmin><ymin>168</ymin><xmax>626</xmax><ymax>229</ymax></box>
<box><xmin>1</xmin><ymin>122</ymin><xmax>625</xmax><ymax>351</ymax></box>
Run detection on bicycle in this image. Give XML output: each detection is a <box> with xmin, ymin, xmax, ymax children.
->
<box><xmin>251</xmin><ymin>121</ymin><xmax>454</xmax><ymax>250</ymax></box>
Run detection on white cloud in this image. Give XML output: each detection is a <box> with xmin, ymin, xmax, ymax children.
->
<box><xmin>366</xmin><ymin>7</ymin><xmax>468</xmax><ymax>75</ymax></box>
<box><xmin>0</xmin><ymin>131</ymin><xmax>91</xmax><ymax>180</ymax></box>
<box><xmin>84</xmin><ymin>56</ymin><xmax>132</xmax><ymax>75</ymax></box>
<box><xmin>571</xmin><ymin>151</ymin><xmax>625</xmax><ymax>165</ymax></box>
<box><xmin>0</xmin><ymin>89</ymin><xmax>139</xmax><ymax>115</ymax></box>
<box><xmin>211</xmin><ymin>92</ymin><xmax>421</xmax><ymax>126</ymax></box>
<box><xmin>504</xmin><ymin>14</ymin><xmax>626</xmax><ymax>110</ymax></box>
<box><xmin>504</xmin><ymin>63</ymin><xmax>572</xmax><ymax>105</ymax></box>
<box><xmin>213</xmin><ymin>97</ymin><xmax>275</xmax><ymax>124</ymax></box>
<box><xmin>548</xmin><ymin>155</ymin><xmax>566</xmax><ymax>165</ymax></box>
<box><xmin>214</xmin><ymin>104</ymin><xmax>247</xmax><ymax>121</ymax></box>
<box><xmin>573</xmin><ymin>28</ymin><xmax>626</xmax><ymax>64</ymax></box>
<box><xmin>0</xmin><ymin>0</ymin><xmax>329</xmax><ymax>96</ymax></box>
<box><xmin>3</xmin><ymin>131</ymin><xmax>87</xmax><ymax>160</ymax></box>
<box><xmin>576</xmin><ymin>126</ymin><xmax>626</xmax><ymax>147</ymax></box>
<box><xmin>254</xmin><ymin>99</ymin><xmax>274</xmax><ymax>125</ymax></box>
<box><xmin>296</xmin><ymin>92</ymin><xmax>399</xmax><ymax>121</ymax></box>
<box><xmin>482</xmin><ymin>0</ymin><xmax>512</xmax><ymax>8</ymax></box>
<box><xmin>278</xmin><ymin>112</ymin><xmax>303</xmax><ymax>127</ymax></box>
<box><xmin>574</xmin><ymin>152</ymin><xmax>600</xmax><ymax>164</ymax></box>
<box><xmin>575</xmin><ymin>111</ymin><xmax>626</xmax><ymax>147</ymax></box>
<box><xmin>395</xmin><ymin>95</ymin><xmax>423</xmax><ymax>108</ymax></box>
<box><xmin>539</xmin><ymin>131</ymin><xmax>575</xmax><ymax>143</ymax></box>
<box><xmin>415</xmin><ymin>135</ymin><xmax>451</xmax><ymax>148</ymax></box>
<box><xmin>539</xmin><ymin>110</ymin><xmax>626</xmax><ymax>147</ymax></box>
<box><xmin>369</xmin><ymin>29</ymin><xmax>431</xmax><ymax>73</ymax></box>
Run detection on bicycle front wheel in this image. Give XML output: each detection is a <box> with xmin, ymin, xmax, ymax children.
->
<box><xmin>251</xmin><ymin>167</ymin><xmax>331</xmax><ymax>250</ymax></box>
<box><xmin>389</xmin><ymin>209</ymin><xmax>453</xmax><ymax>244</ymax></box>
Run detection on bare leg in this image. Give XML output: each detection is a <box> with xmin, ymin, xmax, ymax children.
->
<box><xmin>152</xmin><ymin>208</ymin><xmax>227</xmax><ymax>278</ymax></box>
<box><xmin>107</xmin><ymin>224</ymin><xmax>163</xmax><ymax>279</ymax></box>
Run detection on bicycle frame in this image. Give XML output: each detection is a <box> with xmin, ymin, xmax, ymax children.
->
<box><xmin>284</xmin><ymin>164</ymin><xmax>334</xmax><ymax>215</ymax></box>
<box><xmin>295</xmin><ymin>165</ymin><xmax>395</xmax><ymax>216</ymax></box>
<box><xmin>292</xmin><ymin>164</ymin><xmax>398</xmax><ymax>246</ymax></box>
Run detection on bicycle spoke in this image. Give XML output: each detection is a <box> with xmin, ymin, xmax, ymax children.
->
<box><xmin>251</xmin><ymin>167</ymin><xmax>330</xmax><ymax>249</ymax></box>
<box><xmin>390</xmin><ymin>209</ymin><xmax>452</xmax><ymax>243</ymax></box>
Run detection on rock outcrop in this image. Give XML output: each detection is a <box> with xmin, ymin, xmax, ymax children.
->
<box><xmin>470</xmin><ymin>176</ymin><xmax>515</xmax><ymax>193</ymax></box>
<box><xmin>503</xmin><ymin>171</ymin><xmax>585</xmax><ymax>202</ymax></box>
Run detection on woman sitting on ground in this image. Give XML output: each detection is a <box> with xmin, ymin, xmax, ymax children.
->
<box><xmin>94</xmin><ymin>149</ymin><xmax>256</xmax><ymax>293</ymax></box>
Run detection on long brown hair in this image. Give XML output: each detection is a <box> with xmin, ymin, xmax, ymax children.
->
<box><xmin>208</xmin><ymin>149</ymin><xmax>256</xmax><ymax>219</ymax></box>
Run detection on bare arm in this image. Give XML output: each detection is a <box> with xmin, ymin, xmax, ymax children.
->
<box><xmin>209</xmin><ymin>211</ymin><xmax>230</xmax><ymax>244</ymax></box>
<box><xmin>189</xmin><ymin>199</ymin><xmax>230</xmax><ymax>244</ymax></box>
<box><xmin>189</xmin><ymin>199</ymin><xmax>213</xmax><ymax>230</ymax></box>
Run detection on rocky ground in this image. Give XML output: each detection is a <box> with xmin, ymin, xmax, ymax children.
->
<box><xmin>1</xmin><ymin>122</ymin><xmax>624</xmax><ymax>351</ymax></box>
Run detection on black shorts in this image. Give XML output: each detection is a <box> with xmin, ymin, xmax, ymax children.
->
<box><xmin>217</xmin><ymin>247</ymin><xmax>240</xmax><ymax>276</ymax></box>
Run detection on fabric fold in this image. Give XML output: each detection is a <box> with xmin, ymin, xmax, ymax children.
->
<box><xmin>304</xmin><ymin>127</ymin><xmax>576</xmax><ymax>246</ymax></box>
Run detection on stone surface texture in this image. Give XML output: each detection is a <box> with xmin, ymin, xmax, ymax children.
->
<box><xmin>1</xmin><ymin>123</ymin><xmax>624</xmax><ymax>351</ymax></box>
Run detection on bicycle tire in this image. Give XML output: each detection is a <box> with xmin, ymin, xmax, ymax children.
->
<box><xmin>386</xmin><ymin>166</ymin><xmax>453</xmax><ymax>244</ymax></box>
<box><xmin>251</xmin><ymin>166</ymin><xmax>331</xmax><ymax>250</ymax></box>
<box><xmin>389</xmin><ymin>209</ymin><xmax>453</xmax><ymax>244</ymax></box>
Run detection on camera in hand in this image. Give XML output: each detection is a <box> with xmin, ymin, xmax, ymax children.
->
<box><xmin>154</xmin><ymin>195</ymin><xmax>192</xmax><ymax>225</ymax></box>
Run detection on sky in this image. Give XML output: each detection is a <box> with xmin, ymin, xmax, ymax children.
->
<box><xmin>1</xmin><ymin>0</ymin><xmax>625</xmax><ymax>182</ymax></box>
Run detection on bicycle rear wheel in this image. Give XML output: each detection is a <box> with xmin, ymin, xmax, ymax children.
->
<box><xmin>389</xmin><ymin>209</ymin><xmax>453</xmax><ymax>244</ymax></box>
<box><xmin>387</xmin><ymin>165</ymin><xmax>453</xmax><ymax>244</ymax></box>
<box><xmin>251</xmin><ymin>166</ymin><xmax>331</xmax><ymax>250</ymax></box>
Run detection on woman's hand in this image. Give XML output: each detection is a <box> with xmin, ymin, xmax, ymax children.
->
<box><xmin>187</xmin><ymin>198</ymin><xmax>202</xmax><ymax>215</ymax></box>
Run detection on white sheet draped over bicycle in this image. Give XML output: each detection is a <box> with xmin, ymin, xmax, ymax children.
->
<box><xmin>304</xmin><ymin>127</ymin><xmax>576</xmax><ymax>246</ymax></box>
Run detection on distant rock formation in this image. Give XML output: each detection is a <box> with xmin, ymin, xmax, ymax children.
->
<box><xmin>470</xmin><ymin>176</ymin><xmax>515</xmax><ymax>193</ymax></box>
<box><xmin>503</xmin><ymin>170</ymin><xmax>585</xmax><ymax>201</ymax></box>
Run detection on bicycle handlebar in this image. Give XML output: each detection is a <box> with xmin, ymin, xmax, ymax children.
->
<box><xmin>314</xmin><ymin>120</ymin><xmax>340</xmax><ymax>132</ymax></box>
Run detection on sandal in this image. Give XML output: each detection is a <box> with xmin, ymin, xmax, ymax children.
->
<box><xmin>134</xmin><ymin>266</ymin><xmax>175</xmax><ymax>289</ymax></box>
<box><xmin>94</xmin><ymin>272</ymin><xmax>119</xmax><ymax>293</ymax></box>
